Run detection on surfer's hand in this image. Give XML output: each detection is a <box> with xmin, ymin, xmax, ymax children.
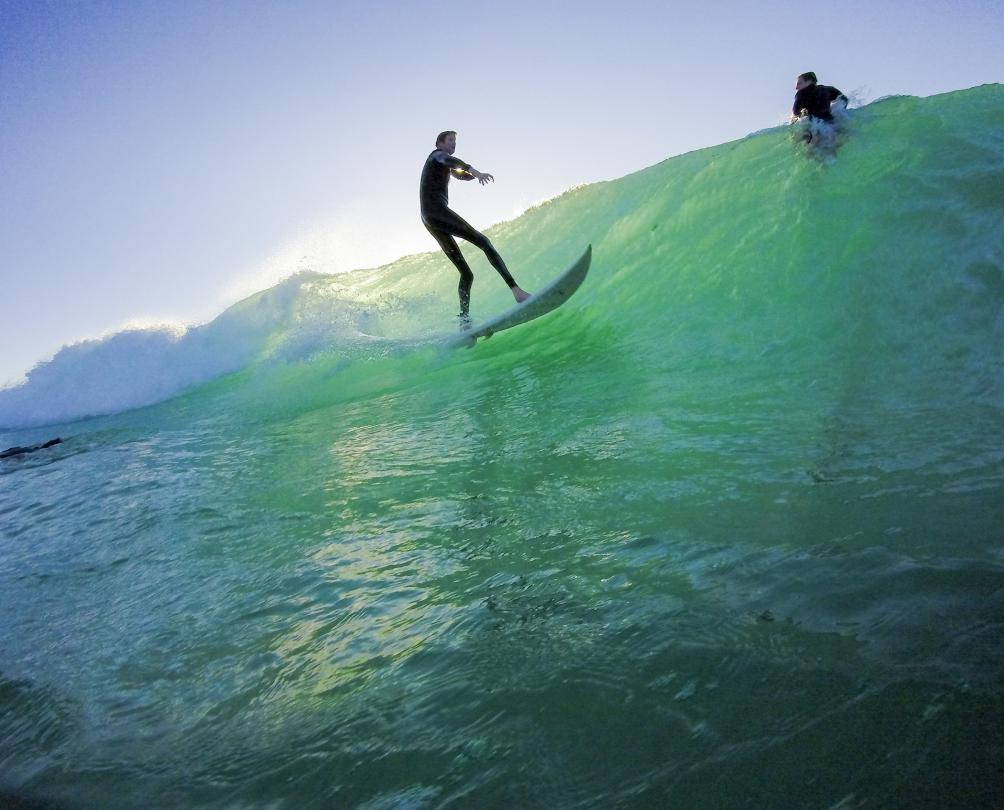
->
<box><xmin>472</xmin><ymin>170</ymin><xmax>494</xmax><ymax>185</ymax></box>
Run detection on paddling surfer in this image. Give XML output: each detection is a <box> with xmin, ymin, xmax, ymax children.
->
<box><xmin>791</xmin><ymin>72</ymin><xmax>849</xmax><ymax>151</ymax></box>
<box><xmin>792</xmin><ymin>72</ymin><xmax>848</xmax><ymax>123</ymax></box>
<box><xmin>420</xmin><ymin>131</ymin><xmax>531</xmax><ymax>326</ymax></box>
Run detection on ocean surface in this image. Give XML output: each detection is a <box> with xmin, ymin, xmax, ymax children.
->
<box><xmin>2</xmin><ymin>85</ymin><xmax>1003</xmax><ymax>808</ymax></box>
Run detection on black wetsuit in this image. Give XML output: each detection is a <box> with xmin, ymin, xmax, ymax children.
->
<box><xmin>420</xmin><ymin>149</ymin><xmax>515</xmax><ymax>317</ymax></box>
<box><xmin>793</xmin><ymin>83</ymin><xmax>848</xmax><ymax>122</ymax></box>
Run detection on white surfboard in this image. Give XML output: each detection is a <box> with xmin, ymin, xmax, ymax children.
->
<box><xmin>446</xmin><ymin>245</ymin><xmax>592</xmax><ymax>348</ymax></box>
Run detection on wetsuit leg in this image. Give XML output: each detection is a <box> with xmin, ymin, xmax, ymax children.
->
<box><xmin>424</xmin><ymin>209</ymin><xmax>517</xmax><ymax>289</ymax></box>
<box><xmin>424</xmin><ymin>224</ymin><xmax>474</xmax><ymax>316</ymax></box>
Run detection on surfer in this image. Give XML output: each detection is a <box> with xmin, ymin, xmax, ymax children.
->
<box><xmin>420</xmin><ymin>131</ymin><xmax>531</xmax><ymax>326</ymax></box>
<box><xmin>791</xmin><ymin>72</ymin><xmax>849</xmax><ymax>151</ymax></box>
<box><xmin>792</xmin><ymin>72</ymin><xmax>848</xmax><ymax>122</ymax></box>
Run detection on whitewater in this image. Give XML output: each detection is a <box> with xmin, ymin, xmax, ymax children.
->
<box><xmin>2</xmin><ymin>85</ymin><xmax>1003</xmax><ymax>808</ymax></box>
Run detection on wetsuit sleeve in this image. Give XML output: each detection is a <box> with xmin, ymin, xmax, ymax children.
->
<box><xmin>451</xmin><ymin>167</ymin><xmax>475</xmax><ymax>181</ymax></box>
<box><xmin>826</xmin><ymin>86</ymin><xmax>848</xmax><ymax>103</ymax></box>
<box><xmin>792</xmin><ymin>88</ymin><xmax>806</xmax><ymax>116</ymax></box>
<box><xmin>433</xmin><ymin>151</ymin><xmax>472</xmax><ymax>173</ymax></box>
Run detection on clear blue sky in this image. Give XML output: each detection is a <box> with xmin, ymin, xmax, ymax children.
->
<box><xmin>2</xmin><ymin>0</ymin><xmax>1002</xmax><ymax>384</ymax></box>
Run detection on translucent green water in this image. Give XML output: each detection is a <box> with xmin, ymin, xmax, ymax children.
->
<box><xmin>2</xmin><ymin>86</ymin><xmax>1003</xmax><ymax>808</ymax></box>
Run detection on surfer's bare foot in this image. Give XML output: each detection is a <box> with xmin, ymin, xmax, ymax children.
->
<box><xmin>457</xmin><ymin>313</ymin><xmax>472</xmax><ymax>331</ymax></box>
<box><xmin>512</xmin><ymin>286</ymin><xmax>531</xmax><ymax>304</ymax></box>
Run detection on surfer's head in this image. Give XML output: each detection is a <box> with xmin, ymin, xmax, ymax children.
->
<box><xmin>436</xmin><ymin>130</ymin><xmax>457</xmax><ymax>154</ymax></box>
<box><xmin>796</xmin><ymin>72</ymin><xmax>817</xmax><ymax>91</ymax></box>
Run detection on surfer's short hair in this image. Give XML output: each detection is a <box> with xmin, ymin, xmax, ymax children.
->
<box><xmin>798</xmin><ymin>71</ymin><xmax>818</xmax><ymax>84</ymax></box>
<box><xmin>436</xmin><ymin>130</ymin><xmax>457</xmax><ymax>146</ymax></box>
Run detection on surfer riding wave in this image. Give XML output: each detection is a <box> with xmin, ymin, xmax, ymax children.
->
<box><xmin>420</xmin><ymin>131</ymin><xmax>531</xmax><ymax>326</ymax></box>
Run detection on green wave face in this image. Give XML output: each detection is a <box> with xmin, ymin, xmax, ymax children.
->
<box><xmin>2</xmin><ymin>85</ymin><xmax>1003</xmax><ymax>808</ymax></box>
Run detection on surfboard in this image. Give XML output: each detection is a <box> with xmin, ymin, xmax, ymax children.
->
<box><xmin>446</xmin><ymin>245</ymin><xmax>592</xmax><ymax>348</ymax></box>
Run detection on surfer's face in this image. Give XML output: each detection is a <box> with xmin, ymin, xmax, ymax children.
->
<box><xmin>795</xmin><ymin>76</ymin><xmax>812</xmax><ymax>91</ymax></box>
<box><xmin>438</xmin><ymin>133</ymin><xmax>457</xmax><ymax>154</ymax></box>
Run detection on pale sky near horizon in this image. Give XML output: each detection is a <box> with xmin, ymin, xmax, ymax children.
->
<box><xmin>2</xmin><ymin>0</ymin><xmax>1002</xmax><ymax>384</ymax></box>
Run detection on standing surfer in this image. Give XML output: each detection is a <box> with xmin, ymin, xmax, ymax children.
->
<box><xmin>420</xmin><ymin>131</ymin><xmax>531</xmax><ymax>327</ymax></box>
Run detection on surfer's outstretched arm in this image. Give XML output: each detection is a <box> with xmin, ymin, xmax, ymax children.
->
<box><xmin>432</xmin><ymin>150</ymin><xmax>471</xmax><ymax>172</ymax></box>
<box><xmin>468</xmin><ymin>168</ymin><xmax>494</xmax><ymax>185</ymax></box>
<box><xmin>433</xmin><ymin>151</ymin><xmax>493</xmax><ymax>185</ymax></box>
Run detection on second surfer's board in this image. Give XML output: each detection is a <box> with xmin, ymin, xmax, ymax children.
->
<box><xmin>445</xmin><ymin>244</ymin><xmax>592</xmax><ymax>348</ymax></box>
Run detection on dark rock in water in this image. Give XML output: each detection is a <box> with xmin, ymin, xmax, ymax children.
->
<box><xmin>0</xmin><ymin>437</ymin><xmax>63</xmax><ymax>459</ymax></box>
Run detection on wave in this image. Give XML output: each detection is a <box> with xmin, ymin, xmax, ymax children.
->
<box><xmin>2</xmin><ymin>84</ymin><xmax>1002</xmax><ymax>430</ymax></box>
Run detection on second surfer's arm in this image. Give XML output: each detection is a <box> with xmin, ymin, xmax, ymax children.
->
<box><xmin>792</xmin><ymin>89</ymin><xmax>805</xmax><ymax>117</ymax></box>
<box><xmin>826</xmin><ymin>86</ymin><xmax>849</xmax><ymax>110</ymax></box>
